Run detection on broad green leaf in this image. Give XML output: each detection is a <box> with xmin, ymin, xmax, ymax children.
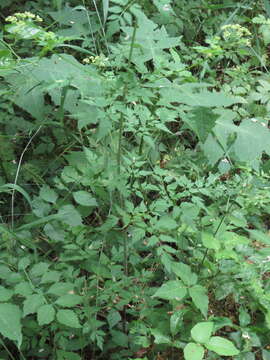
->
<box><xmin>18</xmin><ymin>257</ymin><xmax>31</xmax><ymax>271</ymax></box>
<box><xmin>40</xmin><ymin>185</ymin><xmax>58</xmax><ymax>203</ymax></box>
<box><xmin>55</xmin><ymin>294</ymin><xmax>82</xmax><ymax>307</ymax></box>
<box><xmin>14</xmin><ymin>282</ymin><xmax>33</xmax><ymax>297</ymax></box>
<box><xmin>111</xmin><ymin>329</ymin><xmax>128</xmax><ymax>347</ymax></box>
<box><xmin>233</xmin><ymin>120</ymin><xmax>270</xmax><ymax>168</ymax></box>
<box><xmin>83</xmin><ymin>147</ymin><xmax>97</xmax><ymax>164</ymax></box>
<box><xmin>56</xmin><ymin>309</ymin><xmax>81</xmax><ymax>328</ymax></box>
<box><xmin>185</xmin><ymin>107</ymin><xmax>219</xmax><ymax>142</ymax></box>
<box><xmin>189</xmin><ymin>285</ymin><xmax>209</xmax><ymax>318</ymax></box>
<box><xmin>180</xmin><ymin>202</ymin><xmax>200</xmax><ymax>228</ymax></box>
<box><xmin>191</xmin><ymin>322</ymin><xmax>214</xmax><ymax>344</ymax></box>
<box><xmin>202</xmin><ymin>133</ymin><xmax>224</xmax><ymax>165</ymax></box>
<box><xmin>122</xmin><ymin>12</ymin><xmax>180</xmax><ymax>69</ymax></box>
<box><xmin>73</xmin><ymin>191</ymin><xmax>98</xmax><ymax>207</ymax></box>
<box><xmin>58</xmin><ymin>204</ymin><xmax>82</xmax><ymax>226</ymax></box>
<box><xmin>0</xmin><ymin>303</ymin><xmax>22</xmax><ymax>347</ymax></box>
<box><xmin>23</xmin><ymin>294</ymin><xmax>45</xmax><ymax>316</ymax></box>
<box><xmin>159</xmin><ymin>85</ymin><xmax>243</xmax><ymax>107</ymax></box>
<box><xmin>156</xmin><ymin>216</ymin><xmax>178</xmax><ymax>231</ymax></box>
<box><xmin>37</xmin><ymin>304</ymin><xmax>55</xmax><ymax>325</ymax></box>
<box><xmin>161</xmin><ymin>252</ymin><xmax>173</xmax><ymax>273</ymax></box>
<box><xmin>47</xmin><ymin>282</ymin><xmax>74</xmax><ymax>296</ymax></box>
<box><xmin>75</xmin><ymin>103</ymin><xmax>99</xmax><ymax>130</ymax></box>
<box><xmin>202</xmin><ymin>232</ymin><xmax>220</xmax><ymax>251</ymax></box>
<box><xmin>184</xmin><ymin>342</ymin><xmax>204</xmax><ymax>360</ymax></box>
<box><xmin>153</xmin><ymin>280</ymin><xmax>187</xmax><ymax>300</ymax></box>
<box><xmin>30</xmin><ymin>262</ymin><xmax>50</xmax><ymax>277</ymax></box>
<box><xmin>263</xmin><ymin>349</ymin><xmax>270</xmax><ymax>360</ymax></box>
<box><xmin>0</xmin><ymin>286</ymin><xmax>13</xmax><ymax>301</ymax></box>
<box><xmin>41</xmin><ymin>270</ymin><xmax>61</xmax><ymax>284</ymax></box>
<box><xmin>6</xmin><ymin>22</ymin><xmax>42</xmax><ymax>39</ymax></box>
<box><xmin>170</xmin><ymin>310</ymin><xmax>184</xmax><ymax>336</ymax></box>
<box><xmin>205</xmin><ymin>336</ymin><xmax>239</xmax><ymax>356</ymax></box>
<box><xmin>5</xmin><ymin>69</ymin><xmax>45</xmax><ymax>119</ymax></box>
<box><xmin>151</xmin><ymin>329</ymin><xmax>171</xmax><ymax>344</ymax></box>
<box><xmin>207</xmin><ymin>117</ymin><xmax>270</xmax><ymax>169</ymax></box>
<box><xmin>172</xmin><ymin>262</ymin><xmax>197</xmax><ymax>286</ymax></box>
<box><xmin>239</xmin><ymin>307</ymin><xmax>251</xmax><ymax>327</ymax></box>
<box><xmin>107</xmin><ymin>311</ymin><xmax>121</xmax><ymax>329</ymax></box>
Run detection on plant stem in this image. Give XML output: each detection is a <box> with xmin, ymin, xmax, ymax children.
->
<box><xmin>198</xmin><ymin>201</ymin><xmax>234</xmax><ymax>273</ymax></box>
<box><xmin>117</xmin><ymin>22</ymin><xmax>137</xmax><ymax>175</ymax></box>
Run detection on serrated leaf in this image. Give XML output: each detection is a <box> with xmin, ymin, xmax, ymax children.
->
<box><xmin>172</xmin><ymin>262</ymin><xmax>197</xmax><ymax>286</ymax></box>
<box><xmin>58</xmin><ymin>205</ymin><xmax>82</xmax><ymax>226</ymax></box>
<box><xmin>18</xmin><ymin>257</ymin><xmax>31</xmax><ymax>271</ymax></box>
<box><xmin>202</xmin><ymin>232</ymin><xmax>220</xmax><ymax>250</ymax></box>
<box><xmin>30</xmin><ymin>262</ymin><xmax>50</xmax><ymax>277</ymax></box>
<box><xmin>14</xmin><ymin>282</ymin><xmax>33</xmax><ymax>297</ymax></box>
<box><xmin>151</xmin><ymin>328</ymin><xmax>171</xmax><ymax>344</ymax></box>
<box><xmin>107</xmin><ymin>310</ymin><xmax>121</xmax><ymax>329</ymax></box>
<box><xmin>0</xmin><ymin>303</ymin><xmax>22</xmax><ymax>347</ymax></box>
<box><xmin>23</xmin><ymin>294</ymin><xmax>45</xmax><ymax>316</ymax></box>
<box><xmin>184</xmin><ymin>342</ymin><xmax>204</xmax><ymax>360</ymax></box>
<box><xmin>37</xmin><ymin>304</ymin><xmax>55</xmax><ymax>325</ymax></box>
<box><xmin>153</xmin><ymin>280</ymin><xmax>187</xmax><ymax>300</ymax></box>
<box><xmin>170</xmin><ymin>310</ymin><xmax>184</xmax><ymax>336</ymax></box>
<box><xmin>189</xmin><ymin>285</ymin><xmax>209</xmax><ymax>318</ymax></box>
<box><xmin>40</xmin><ymin>185</ymin><xmax>58</xmax><ymax>203</ymax></box>
<box><xmin>0</xmin><ymin>286</ymin><xmax>13</xmax><ymax>301</ymax></box>
<box><xmin>41</xmin><ymin>270</ymin><xmax>61</xmax><ymax>284</ymax></box>
<box><xmin>56</xmin><ymin>309</ymin><xmax>81</xmax><ymax>328</ymax></box>
<box><xmin>191</xmin><ymin>322</ymin><xmax>214</xmax><ymax>344</ymax></box>
<box><xmin>156</xmin><ymin>216</ymin><xmax>178</xmax><ymax>231</ymax></box>
<box><xmin>73</xmin><ymin>191</ymin><xmax>98</xmax><ymax>207</ymax></box>
<box><xmin>205</xmin><ymin>336</ymin><xmax>239</xmax><ymax>356</ymax></box>
<box><xmin>55</xmin><ymin>294</ymin><xmax>82</xmax><ymax>307</ymax></box>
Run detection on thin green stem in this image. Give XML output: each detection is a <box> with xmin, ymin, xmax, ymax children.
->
<box><xmin>198</xmin><ymin>201</ymin><xmax>234</xmax><ymax>273</ymax></box>
<box><xmin>117</xmin><ymin>22</ymin><xmax>137</xmax><ymax>175</ymax></box>
<box><xmin>115</xmin><ymin>22</ymin><xmax>137</xmax><ymax>336</ymax></box>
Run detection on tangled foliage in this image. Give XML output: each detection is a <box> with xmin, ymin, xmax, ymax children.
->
<box><xmin>1</xmin><ymin>1</ymin><xmax>270</xmax><ymax>359</ymax></box>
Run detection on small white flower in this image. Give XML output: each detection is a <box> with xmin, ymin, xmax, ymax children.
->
<box><xmin>162</xmin><ymin>4</ymin><xmax>171</xmax><ymax>11</ymax></box>
<box><xmin>262</xmin><ymin>256</ymin><xmax>270</xmax><ymax>263</ymax></box>
<box><xmin>242</xmin><ymin>332</ymin><xmax>251</xmax><ymax>340</ymax></box>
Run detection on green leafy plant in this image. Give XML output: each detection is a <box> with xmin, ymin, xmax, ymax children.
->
<box><xmin>1</xmin><ymin>1</ymin><xmax>270</xmax><ymax>359</ymax></box>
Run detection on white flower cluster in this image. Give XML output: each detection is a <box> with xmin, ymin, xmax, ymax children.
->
<box><xmin>6</xmin><ymin>12</ymin><xmax>43</xmax><ymax>23</ymax></box>
<box><xmin>221</xmin><ymin>24</ymin><xmax>251</xmax><ymax>46</ymax></box>
<box><xmin>83</xmin><ymin>55</ymin><xmax>109</xmax><ymax>67</ymax></box>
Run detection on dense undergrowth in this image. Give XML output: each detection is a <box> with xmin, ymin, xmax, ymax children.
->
<box><xmin>1</xmin><ymin>0</ymin><xmax>270</xmax><ymax>359</ymax></box>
